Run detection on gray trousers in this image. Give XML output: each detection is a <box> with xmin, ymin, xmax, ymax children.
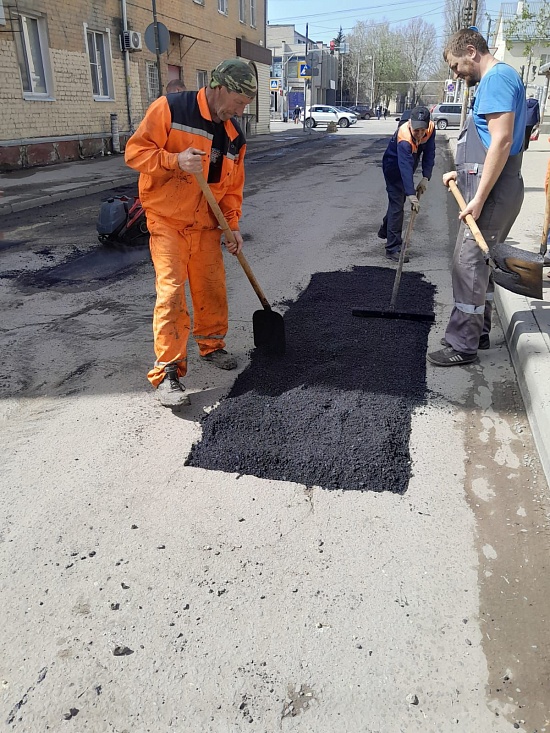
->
<box><xmin>445</xmin><ymin>172</ymin><xmax>524</xmax><ymax>354</ymax></box>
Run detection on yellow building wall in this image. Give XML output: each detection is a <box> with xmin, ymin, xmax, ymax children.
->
<box><xmin>0</xmin><ymin>0</ymin><xmax>270</xmax><ymax>166</ymax></box>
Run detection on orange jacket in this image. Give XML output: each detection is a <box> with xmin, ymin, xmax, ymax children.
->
<box><xmin>125</xmin><ymin>88</ymin><xmax>246</xmax><ymax>229</ymax></box>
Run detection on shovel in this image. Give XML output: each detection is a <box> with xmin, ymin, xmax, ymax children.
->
<box><xmin>352</xmin><ymin>190</ymin><xmax>435</xmax><ymax>322</ymax></box>
<box><xmin>195</xmin><ymin>172</ymin><xmax>286</xmax><ymax>355</ymax></box>
<box><xmin>448</xmin><ymin>179</ymin><xmax>543</xmax><ymax>300</ymax></box>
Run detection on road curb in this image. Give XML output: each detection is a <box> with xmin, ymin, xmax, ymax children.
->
<box><xmin>495</xmin><ymin>287</ymin><xmax>550</xmax><ymax>483</ymax></box>
<box><xmin>0</xmin><ymin>134</ymin><xmax>321</xmax><ymax>218</ymax></box>
<box><xmin>0</xmin><ymin>174</ymin><xmax>139</xmax><ymax>217</ymax></box>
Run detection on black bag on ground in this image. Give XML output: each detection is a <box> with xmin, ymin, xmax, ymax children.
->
<box><xmin>97</xmin><ymin>195</ymin><xmax>149</xmax><ymax>246</ymax></box>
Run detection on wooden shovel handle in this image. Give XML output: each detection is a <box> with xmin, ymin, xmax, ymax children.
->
<box><xmin>447</xmin><ymin>179</ymin><xmax>490</xmax><ymax>255</ymax></box>
<box><xmin>195</xmin><ymin>171</ymin><xmax>271</xmax><ymax>310</ymax></box>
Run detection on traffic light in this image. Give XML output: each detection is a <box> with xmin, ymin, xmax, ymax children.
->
<box><xmin>330</xmin><ymin>40</ymin><xmax>335</xmax><ymax>55</ymax></box>
<box><xmin>462</xmin><ymin>3</ymin><xmax>473</xmax><ymax>26</ymax></box>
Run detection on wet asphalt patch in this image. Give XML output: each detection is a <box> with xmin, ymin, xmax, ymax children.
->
<box><xmin>186</xmin><ymin>266</ymin><xmax>436</xmax><ymax>493</ymax></box>
<box><xmin>7</xmin><ymin>242</ymin><xmax>150</xmax><ymax>293</ymax></box>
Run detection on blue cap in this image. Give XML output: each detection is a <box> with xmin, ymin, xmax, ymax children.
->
<box><xmin>410</xmin><ymin>106</ymin><xmax>431</xmax><ymax>129</ymax></box>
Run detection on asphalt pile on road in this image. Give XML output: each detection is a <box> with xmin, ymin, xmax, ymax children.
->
<box><xmin>186</xmin><ymin>266</ymin><xmax>435</xmax><ymax>493</ymax></box>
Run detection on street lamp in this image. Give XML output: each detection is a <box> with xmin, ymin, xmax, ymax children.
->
<box><xmin>368</xmin><ymin>56</ymin><xmax>374</xmax><ymax>108</ymax></box>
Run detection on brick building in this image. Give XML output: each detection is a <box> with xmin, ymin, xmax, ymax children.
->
<box><xmin>0</xmin><ymin>0</ymin><xmax>271</xmax><ymax>170</ymax></box>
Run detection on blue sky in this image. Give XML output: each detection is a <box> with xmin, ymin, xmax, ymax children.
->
<box><xmin>267</xmin><ymin>1</ymin><xmax>505</xmax><ymax>45</ymax></box>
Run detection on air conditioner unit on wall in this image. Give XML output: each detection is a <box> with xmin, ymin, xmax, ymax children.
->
<box><xmin>121</xmin><ymin>30</ymin><xmax>142</xmax><ymax>51</ymax></box>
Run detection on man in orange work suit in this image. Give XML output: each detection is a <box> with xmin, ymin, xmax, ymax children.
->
<box><xmin>125</xmin><ymin>59</ymin><xmax>257</xmax><ymax>407</ymax></box>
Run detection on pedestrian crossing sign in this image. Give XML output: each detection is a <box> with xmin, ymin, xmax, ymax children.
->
<box><xmin>270</xmin><ymin>78</ymin><xmax>280</xmax><ymax>90</ymax></box>
<box><xmin>299</xmin><ymin>63</ymin><xmax>311</xmax><ymax>78</ymax></box>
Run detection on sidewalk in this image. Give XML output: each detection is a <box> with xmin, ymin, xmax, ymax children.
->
<box><xmin>0</xmin><ymin>128</ymin><xmax>314</xmax><ymax>216</ymax></box>
<box><xmin>1</xmin><ymin>127</ymin><xmax>549</xmax><ymax>482</ymax></box>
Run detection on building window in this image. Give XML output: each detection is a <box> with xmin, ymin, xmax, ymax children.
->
<box><xmin>16</xmin><ymin>13</ymin><xmax>51</xmax><ymax>96</ymax></box>
<box><xmin>86</xmin><ymin>28</ymin><xmax>113</xmax><ymax>99</ymax></box>
<box><xmin>239</xmin><ymin>0</ymin><xmax>245</xmax><ymax>22</ymax></box>
<box><xmin>197</xmin><ymin>69</ymin><xmax>208</xmax><ymax>89</ymax></box>
<box><xmin>147</xmin><ymin>61</ymin><xmax>160</xmax><ymax>102</ymax></box>
<box><xmin>218</xmin><ymin>0</ymin><xmax>228</xmax><ymax>14</ymax></box>
<box><xmin>250</xmin><ymin>0</ymin><xmax>256</xmax><ymax>27</ymax></box>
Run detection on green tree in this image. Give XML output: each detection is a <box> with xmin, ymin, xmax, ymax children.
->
<box><xmin>504</xmin><ymin>1</ymin><xmax>550</xmax><ymax>57</ymax></box>
<box><xmin>333</xmin><ymin>26</ymin><xmax>345</xmax><ymax>49</ymax></box>
<box><xmin>344</xmin><ymin>17</ymin><xmax>443</xmax><ymax>109</ymax></box>
<box><xmin>398</xmin><ymin>18</ymin><xmax>440</xmax><ymax>106</ymax></box>
<box><xmin>345</xmin><ymin>20</ymin><xmax>404</xmax><ymax>106</ymax></box>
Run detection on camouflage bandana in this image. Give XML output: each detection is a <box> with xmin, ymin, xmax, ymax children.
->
<box><xmin>210</xmin><ymin>58</ymin><xmax>257</xmax><ymax>98</ymax></box>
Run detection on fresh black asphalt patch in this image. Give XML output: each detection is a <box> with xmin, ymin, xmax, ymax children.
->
<box><xmin>186</xmin><ymin>266</ymin><xmax>436</xmax><ymax>493</ymax></box>
<box><xmin>7</xmin><ymin>243</ymin><xmax>150</xmax><ymax>293</ymax></box>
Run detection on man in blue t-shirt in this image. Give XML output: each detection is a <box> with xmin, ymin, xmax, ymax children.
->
<box><xmin>428</xmin><ymin>28</ymin><xmax>526</xmax><ymax>367</ymax></box>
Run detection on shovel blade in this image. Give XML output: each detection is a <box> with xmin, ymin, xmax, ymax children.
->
<box><xmin>253</xmin><ymin>308</ymin><xmax>286</xmax><ymax>355</ymax></box>
<box><xmin>491</xmin><ymin>244</ymin><xmax>543</xmax><ymax>300</ymax></box>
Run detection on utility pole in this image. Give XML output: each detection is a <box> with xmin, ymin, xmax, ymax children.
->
<box><xmin>303</xmin><ymin>23</ymin><xmax>308</xmax><ymax>132</ymax></box>
<box><xmin>355</xmin><ymin>55</ymin><xmax>360</xmax><ymax>105</ymax></box>
<box><xmin>340</xmin><ymin>50</ymin><xmax>344</xmax><ymax>105</ymax></box>
<box><xmin>370</xmin><ymin>56</ymin><xmax>374</xmax><ymax>109</ymax></box>
<box><xmin>281</xmin><ymin>42</ymin><xmax>286</xmax><ymax>122</ymax></box>
<box><xmin>459</xmin><ymin>0</ymin><xmax>478</xmax><ymax>128</ymax></box>
<box><xmin>319</xmin><ymin>47</ymin><xmax>324</xmax><ymax>104</ymax></box>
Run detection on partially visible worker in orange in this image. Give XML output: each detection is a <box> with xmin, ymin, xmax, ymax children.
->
<box><xmin>125</xmin><ymin>58</ymin><xmax>257</xmax><ymax>407</ymax></box>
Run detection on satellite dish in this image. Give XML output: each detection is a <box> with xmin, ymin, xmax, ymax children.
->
<box><xmin>144</xmin><ymin>22</ymin><xmax>170</xmax><ymax>55</ymax></box>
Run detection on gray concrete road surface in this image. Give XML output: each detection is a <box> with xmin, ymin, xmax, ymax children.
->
<box><xmin>0</xmin><ymin>128</ymin><xmax>549</xmax><ymax>733</ymax></box>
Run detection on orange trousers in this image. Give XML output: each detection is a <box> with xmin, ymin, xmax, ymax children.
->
<box><xmin>146</xmin><ymin>215</ymin><xmax>228</xmax><ymax>387</ymax></box>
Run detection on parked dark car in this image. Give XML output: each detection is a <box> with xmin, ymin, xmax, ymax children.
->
<box><xmin>348</xmin><ymin>105</ymin><xmax>375</xmax><ymax>120</ymax></box>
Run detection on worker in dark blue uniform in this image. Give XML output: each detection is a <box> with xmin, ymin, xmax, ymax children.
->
<box><xmin>378</xmin><ymin>106</ymin><xmax>436</xmax><ymax>262</ymax></box>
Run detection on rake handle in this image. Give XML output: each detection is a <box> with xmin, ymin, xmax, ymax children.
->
<box><xmin>448</xmin><ymin>180</ymin><xmax>490</xmax><ymax>255</ymax></box>
<box><xmin>389</xmin><ymin>196</ymin><xmax>420</xmax><ymax>309</ymax></box>
<box><xmin>194</xmin><ymin>171</ymin><xmax>271</xmax><ymax>310</ymax></box>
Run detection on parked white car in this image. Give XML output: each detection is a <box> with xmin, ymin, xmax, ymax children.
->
<box><xmin>301</xmin><ymin>105</ymin><xmax>358</xmax><ymax>128</ymax></box>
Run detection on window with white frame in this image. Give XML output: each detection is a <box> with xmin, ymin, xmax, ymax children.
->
<box><xmin>239</xmin><ymin>0</ymin><xmax>245</xmax><ymax>22</ymax></box>
<box><xmin>250</xmin><ymin>0</ymin><xmax>256</xmax><ymax>27</ymax></box>
<box><xmin>16</xmin><ymin>12</ymin><xmax>52</xmax><ymax>96</ymax></box>
<box><xmin>197</xmin><ymin>69</ymin><xmax>208</xmax><ymax>89</ymax></box>
<box><xmin>85</xmin><ymin>26</ymin><xmax>114</xmax><ymax>99</ymax></box>
<box><xmin>147</xmin><ymin>61</ymin><xmax>160</xmax><ymax>102</ymax></box>
<box><xmin>218</xmin><ymin>0</ymin><xmax>228</xmax><ymax>14</ymax></box>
